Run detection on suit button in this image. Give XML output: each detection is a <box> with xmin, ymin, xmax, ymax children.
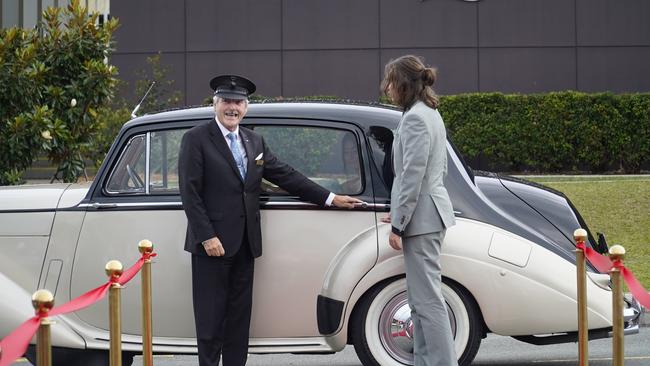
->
<box><xmin>240</xmin><ymin>214</ymin><xmax>245</xmax><ymax>218</ymax></box>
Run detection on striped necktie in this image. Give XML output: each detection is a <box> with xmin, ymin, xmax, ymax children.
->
<box><xmin>226</xmin><ymin>132</ymin><xmax>246</xmax><ymax>179</ymax></box>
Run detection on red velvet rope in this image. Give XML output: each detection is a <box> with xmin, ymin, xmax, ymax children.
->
<box><xmin>577</xmin><ymin>242</ymin><xmax>650</xmax><ymax>309</ymax></box>
<box><xmin>0</xmin><ymin>251</ymin><xmax>156</xmax><ymax>366</ymax></box>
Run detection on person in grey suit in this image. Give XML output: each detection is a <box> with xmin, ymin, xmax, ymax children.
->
<box><xmin>381</xmin><ymin>55</ymin><xmax>458</xmax><ymax>366</ymax></box>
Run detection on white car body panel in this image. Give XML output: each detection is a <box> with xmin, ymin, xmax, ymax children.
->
<box><xmin>0</xmin><ymin>272</ymin><xmax>85</xmax><ymax>348</ymax></box>
<box><xmin>58</xmin><ymin>183</ymin><xmax>91</xmax><ymax>208</ymax></box>
<box><xmin>251</xmin><ymin>209</ymin><xmax>376</xmax><ymax>338</ymax></box>
<box><xmin>0</xmin><ymin>237</ymin><xmax>49</xmax><ymax>291</ymax></box>
<box><xmin>71</xmin><ymin>210</ymin><xmax>193</xmax><ymax>337</ymax></box>
<box><xmin>0</xmin><ymin>184</ymin><xmax>69</xmax><ymax>210</ymax></box>
<box><xmin>442</xmin><ymin>219</ymin><xmax>612</xmax><ymax>335</ymax></box>
<box><xmin>328</xmin><ymin>218</ymin><xmax>613</xmax><ymax>347</ymax></box>
<box><xmin>0</xmin><ymin>212</ymin><xmax>54</xmax><ymax>236</ymax></box>
<box><xmin>66</xmin><ymin>207</ymin><xmax>376</xmax><ymax>342</ymax></box>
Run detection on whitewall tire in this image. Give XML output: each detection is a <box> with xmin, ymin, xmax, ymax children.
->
<box><xmin>351</xmin><ymin>277</ymin><xmax>482</xmax><ymax>366</ymax></box>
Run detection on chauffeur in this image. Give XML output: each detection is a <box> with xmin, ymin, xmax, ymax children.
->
<box><xmin>178</xmin><ymin>75</ymin><xmax>361</xmax><ymax>366</ymax></box>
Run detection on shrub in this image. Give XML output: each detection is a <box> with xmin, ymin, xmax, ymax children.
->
<box><xmin>438</xmin><ymin>92</ymin><xmax>650</xmax><ymax>173</ymax></box>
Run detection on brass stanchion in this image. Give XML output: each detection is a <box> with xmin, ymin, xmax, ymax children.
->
<box><xmin>608</xmin><ymin>245</ymin><xmax>625</xmax><ymax>366</ymax></box>
<box><xmin>106</xmin><ymin>260</ymin><xmax>123</xmax><ymax>366</ymax></box>
<box><xmin>139</xmin><ymin>240</ymin><xmax>154</xmax><ymax>366</ymax></box>
<box><xmin>32</xmin><ymin>289</ymin><xmax>54</xmax><ymax>366</ymax></box>
<box><xmin>574</xmin><ymin>228</ymin><xmax>589</xmax><ymax>366</ymax></box>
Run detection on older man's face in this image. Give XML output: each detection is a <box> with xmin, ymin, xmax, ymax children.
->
<box><xmin>214</xmin><ymin>97</ymin><xmax>248</xmax><ymax>131</ymax></box>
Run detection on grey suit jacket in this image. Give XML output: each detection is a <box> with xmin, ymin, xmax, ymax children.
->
<box><xmin>391</xmin><ymin>101</ymin><xmax>456</xmax><ymax>237</ymax></box>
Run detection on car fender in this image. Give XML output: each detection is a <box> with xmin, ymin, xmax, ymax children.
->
<box><xmin>442</xmin><ymin>219</ymin><xmax>612</xmax><ymax>335</ymax></box>
<box><xmin>0</xmin><ymin>272</ymin><xmax>85</xmax><ymax>349</ymax></box>
<box><xmin>326</xmin><ymin>218</ymin><xmax>613</xmax><ymax>350</ymax></box>
<box><xmin>319</xmin><ymin>223</ymin><xmax>378</xmax><ymax>331</ymax></box>
<box><xmin>321</xmin><ymin>222</ymin><xmax>403</xmax><ymax>350</ymax></box>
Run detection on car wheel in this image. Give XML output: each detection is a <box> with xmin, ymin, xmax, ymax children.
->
<box><xmin>25</xmin><ymin>346</ymin><xmax>135</xmax><ymax>366</ymax></box>
<box><xmin>351</xmin><ymin>277</ymin><xmax>482</xmax><ymax>366</ymax></box>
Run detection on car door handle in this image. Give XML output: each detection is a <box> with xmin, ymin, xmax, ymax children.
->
<box><xmin>91</xmin><ymin>202</ymin><xmax>118</xmax><ymax>209</ymax></box>
<box><xmin>355</xmin><ymin>202</ymin><xmax>390</xmax><ymax>210</ymax></box>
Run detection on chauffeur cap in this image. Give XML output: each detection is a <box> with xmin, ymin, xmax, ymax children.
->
<box><xmin>210</xmin><ymin>74</ymin><xmax>256</xmax><ymax>100</ymax></box>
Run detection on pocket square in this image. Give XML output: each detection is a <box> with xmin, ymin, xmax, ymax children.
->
<box><xmin>255</xmin><ymin>152</ymin><xmax>264</xmax><ymax>165</ymax></box>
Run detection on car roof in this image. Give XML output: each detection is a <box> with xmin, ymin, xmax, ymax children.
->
<box><xmin>123</xmin><ymin>100</ymin><xmax>402</xmax><ymax>130</ymax></box>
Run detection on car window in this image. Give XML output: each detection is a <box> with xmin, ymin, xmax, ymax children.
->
<box><xmin>105</xmin><ymin>128</ymin><xmax>188</xmax><ymax>195</ymax></box>
<box><xmin>254</xmin><ymin>126</ymin><xmax>363</xmax><ymax>195</ymax></box>
<box><xmin>366</xmin><ymin>126</ymin><xmax>394</xmax><ymax>191</ymax></box>
<box><xmin>105</xmin><ymin>134</ymin><xmax>147</xmax><ymax>194</ymax></box>
<box><xmin>149</xmin><ymin>129</ymin><xmax>187</xmax><ymax>194</ymax></box>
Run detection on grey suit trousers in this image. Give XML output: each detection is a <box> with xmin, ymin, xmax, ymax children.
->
<box><xmin>403</xmin><ymin>230</ymin><xmax>458</xmax><ymax>366</ymax></box>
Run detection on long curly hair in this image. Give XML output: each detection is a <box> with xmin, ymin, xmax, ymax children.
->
<box><xmin>381</xmin><ymin>55</ymin><xmax>438</xmax><ymax>110</ymax></box>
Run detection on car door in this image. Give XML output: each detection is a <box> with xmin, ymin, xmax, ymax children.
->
<box><xmin>245</xmin><ymin>119</ymin><xmax>378</xmax><ymax>338</ymax></box>
<box><xmin>70</xmin><ymin>122</ymin><xmax>198</xmax><ymax>338</ymax></box>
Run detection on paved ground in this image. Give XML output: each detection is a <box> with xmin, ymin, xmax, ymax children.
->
<box><xmin>124</xmin><ymin>326</ymin><xmax>650</xmax><ymax>366</ymax></box>
<box><xmin>11</xmin><ymin>319</ymin><xmax>647</xmax><ymax>366</ymax></box>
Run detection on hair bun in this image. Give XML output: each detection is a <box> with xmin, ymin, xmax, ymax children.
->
<box><xmin>422</xmin><ymin>68</ymin><xmax>436</xmax><ymax>86</ymax></box>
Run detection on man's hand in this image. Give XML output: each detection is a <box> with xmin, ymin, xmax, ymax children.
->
<box><xmin>389</xmin><ymin>232</ymin><xmax>402</xmax><ymax>251</ymax></box>
<box><xmin>332</xmin><ymin>194</ymin><xmax>364</xmax><ymax>209</ymax></box>
<box><xmin>202</xmin><ymin>237</ymin><xmax>225</xmax><ymax>257</ymax></box>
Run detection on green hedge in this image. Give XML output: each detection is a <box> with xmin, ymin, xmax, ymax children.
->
<box><xmin>438</xmin><ymin>92</ymin><xmax>650</xmax><ymax>173</ymax></box>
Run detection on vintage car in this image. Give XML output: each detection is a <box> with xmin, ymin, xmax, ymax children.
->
<box><xmin>0</xmin><ymin>101</ymin><xmax>643</xmax><ymax>366</ymax></box>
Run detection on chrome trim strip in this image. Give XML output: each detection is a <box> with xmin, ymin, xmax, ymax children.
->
<box><xmin>361</xmin><ymin>203</ymin><xmax>390</xmax><ymax>209</ymax></box>
<box><xmin>75</xmin><ymin>201</ymin><xmax>460</xmax><ymax>215</ymax></box>
<box><xmin>261</xmin><ymin>201</ymin><xmax>318</xmax><ymax>207</ymax></box>
<box><xmin>92</xmin><ymin>202</ymin><xmax>117</xmax><ymax>209</ymax></box>
<box><xmin>261</xmin><ymin>201</ymin><xmax>390</xmax><ymax>209</ymax></box>
<box><xmin>607</xmin><ymin>298</ymin><xmax>643</xmax><ymax>336</ymax></box>
<box><xmin>77</xmin><ymin>201</ymin><xmax>388</xmax><ymax>210</ymax></box>
<box><xmin>0</xmin><ymin>208</ymin><xmax>57</xmax><ymax>213</ymax></box>
<box><xmin>145</xmin><ymin>132</ymin><xmax>151</xmax><ymax>195</ymax></box>
<box><xmin>79</xmin><ymin>202</ymin><xmax>183</xmax><ymax>208</ymax></box>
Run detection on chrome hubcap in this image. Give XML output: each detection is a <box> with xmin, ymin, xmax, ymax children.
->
<box><xmin>379</xmin><ymin>292</ymin><xmax>456</xmax><ymax>364</ymax></box>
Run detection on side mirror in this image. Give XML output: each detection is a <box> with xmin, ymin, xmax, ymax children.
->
<box><xmin>597</xmin><ymin>232</ymin><xmax>609</xmax><ymax>254</ymax></box>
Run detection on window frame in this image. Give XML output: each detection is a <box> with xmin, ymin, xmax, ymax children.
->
<box><xmin>147</xmin><ymin>128</ymin><xmax>187</xmax><ymax>195</ymax></box>
<box><xmin>96</xmin><ymin>120</ymin><xmax>202</xmax><ymax>202</ymax></box>
<box><xmin>103</xmin><ymin>133</ymin><xmax>148</xmax><ymax>196</ymax></box>
<box><xmin>92</xmin><ymin>117</ymin><xmax>374</xmax><ymax>205</ymax></box>
<box><xmin>242</xmin><ymin>118</ymin><xmax>373</xmax><ymax>203</ymax></box>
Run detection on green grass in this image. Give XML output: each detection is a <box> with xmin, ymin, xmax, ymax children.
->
<box><xmin>524</xmin><ymin>176</ymin><xmax>650</xmax><ymax>287</ymax></box>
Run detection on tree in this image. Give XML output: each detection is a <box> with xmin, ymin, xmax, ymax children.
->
<box><xmin>0</xmin><ymin>0</ymin><xmax>119</xmax><ymax>184</ymax></box>
<box><xmin>0</xmin><ymin>28</ymin><xmax>52</xmax><ymax>185</ymax></box>
<box><xmin>132</xmin><ymin>53</ymin><xmax>182</xmax><ymax>115</ymax></box>
<box><xmin>87</xmin><ymin>53</ymin><xmax>184</xmax><ymax>169</ymax></box>
<box><xmin>39</xmin><ymin>2</ymin><xmax>119</xmax><ymax>182</ymax></box>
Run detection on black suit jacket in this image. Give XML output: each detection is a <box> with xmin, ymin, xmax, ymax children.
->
<box><xmin>178</xmin><ymin>120</ymin><xmax>329</xmax><ymax>258</ymax></box>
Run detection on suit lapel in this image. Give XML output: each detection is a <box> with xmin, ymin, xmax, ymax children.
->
<box><xmin>207</xmin><ymin>121</ymin><xmax>243</xmax><ymax>182</ymax></box>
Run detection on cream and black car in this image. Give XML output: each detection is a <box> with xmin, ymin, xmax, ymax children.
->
<box><xmin>0</xmin><ymin>101</ymin><xmax>642</xmax><ymax>366</ymax></box>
